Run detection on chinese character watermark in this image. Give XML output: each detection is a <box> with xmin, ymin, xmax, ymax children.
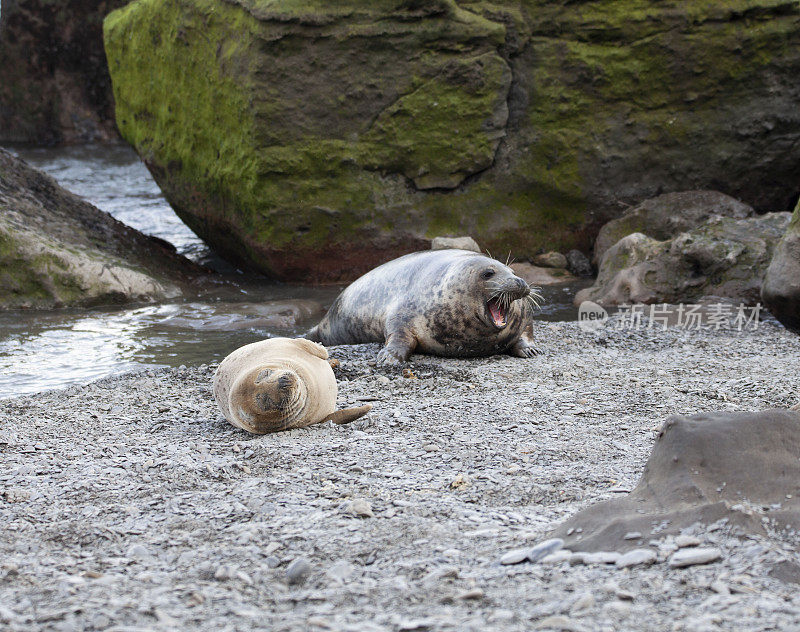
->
<box><xmin>578</xmin><ymin>302</ymin><xmax>762</xmax><ymax>332</ymax></box>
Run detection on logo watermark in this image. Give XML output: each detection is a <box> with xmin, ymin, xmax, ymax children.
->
<box><xmin>578</xmin><ymin>302</ymin><xmax>762</xmax><ymax>332</ymax></box>
<box><xmin>578</xmin><ymin>301</ymin><xmax>609</xmax><ymax>332</ymax></box>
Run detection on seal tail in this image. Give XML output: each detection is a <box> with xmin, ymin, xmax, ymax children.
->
<box><xmin>303</xmin><ymin>325</ymin><xmax>322</xmax><ymax>342</ymax></box>
<box><xmin>321</xmin><ymin>404</ymin><xmax>372</xmax><ymax>426</ymax></box>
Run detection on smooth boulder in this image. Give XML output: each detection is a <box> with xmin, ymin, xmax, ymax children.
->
<box><xmin>762</xmin><ymin>200</ymin><xmax>800</xmax><ymax>332</ymax></box>
<box><xmin>575</xmin><ymin>213</ymin><xmax>790</xmax><ymax>307</ymax></box>
<box><xmin>593</xmin><ymin>191</ymin><xmax>753</xmax><ymax>265</ymax></box>
<box><xmin>104</xmin><ymin>0</ymin><xmax>800</xmax><ymax>282</ymax></box>
<box><xmin>551</xmin><ymin>410</ymin><xmax>800</xmax><ymax>552</ymax></box>
<box><xmin>0</xmin><ymin>148</ymin><xmax>206</xmax><ymax>309</ymax></box>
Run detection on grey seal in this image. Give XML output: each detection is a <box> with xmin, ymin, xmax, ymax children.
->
<box><xmin>305</xmin><ymin>249</ymin><xmax>542</xmax><ymax>364</ymax></box>
<box><xmin>213</xmin><ymin>337</ymin><xmax>371</xmax><ymax>433</ymax></box>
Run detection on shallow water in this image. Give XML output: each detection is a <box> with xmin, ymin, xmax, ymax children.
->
<box><xmin>1</xmin><ymin>144</ymin><xmax>583</xmax><ymax>398</ymax></box>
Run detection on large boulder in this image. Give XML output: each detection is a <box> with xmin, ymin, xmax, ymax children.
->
<box><xmin>593</xmin><ymin>191</ymin><xmax>754</xmax><ymax>265</ymax></box>
<box><xmin>0</xmin><ymin>148</ymin><xmax>207</xmax><ymax>309</ymax></box>
<box><xmin>0</xmin><ymin>0</ymin><xmax>130</xmax><ymax>144</ymax></box>
<box><xmin>762</xmin><ymin>199</ymin><xmax>800</xmax><ymax>332</ymax></box>
<box><xmin>552</xmin><ymin>409</ymin><xmax>800</xmax><ymax>553</ymax></box>
<box><xmin>104</xmin><ymin>0</ymin><xmax>800</xmax><ymax>282</ymax></box>
<box><xmin>575</xmin><ymin>213</ymin><xmax>791</xmax><ymax>306</ymax></box>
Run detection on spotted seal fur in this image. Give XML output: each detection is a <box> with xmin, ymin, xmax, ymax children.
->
<box><xmin>305</xmin><ymin>249</ymin><xmax>542</xmax><ymax>364</ymax></box>
<box><xmin>213</xmin><ymin>338</ymin><xmax>371</xmax><ymax>433</ymax></box>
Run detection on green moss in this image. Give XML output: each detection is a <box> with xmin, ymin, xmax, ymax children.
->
<box><xmin>0</xmin><ymin>223</ymin><xmax>85</xmax><ymax>308</ymax></box>
<box><xmin>361</xmin><ymin>51</ymin><xmax>510</xmax><ymax>189</ymax></box>
<box><xmin>104</xmin><ymin>0</ymin><xmax>800</xmax><ymax>280</ymax></box>
<box><xmin>791</xmin><ymin>198</ymin><xmax>800</xmax><ymax>228</ymax></box>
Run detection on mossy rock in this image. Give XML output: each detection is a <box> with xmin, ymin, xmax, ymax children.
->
<box><xmin>0</xmin><ymin>149</ymin><xmax>206</xmax><ymax>310</ymax></box>
<box><xmin>593</xmin><ymin>191</ymin><xmax>754</xmax><ymax>265</ymax></box>
<box><xmin>104</xmin><ymin>0</ymin><xmax>800</xmax><ymax>282</ymax></box>
<box><xmin>575</xmin><ymin>213</ymin><xmax>792</xmax><ymax>307</ymax></box>
<box><xmin>762</xmin><ymin>198</ymin><xmax>800</xmax><ymax>332</ymax></box>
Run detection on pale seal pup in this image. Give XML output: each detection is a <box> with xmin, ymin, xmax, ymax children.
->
<box><xmin>213</xmin><ymin>338</ymin><xmax>371</xmax><ymax>434</ymax></box>
<box><xmin>305</xmin><ymin>249</ymin><xmax>542</xmax><ymax>364</ymax></box>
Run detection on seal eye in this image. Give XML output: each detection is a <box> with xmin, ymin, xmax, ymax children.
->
<box><xmin>481</xmin><ymin>269</ymin><xmax>496</xmax><ymax>280</ymax></box>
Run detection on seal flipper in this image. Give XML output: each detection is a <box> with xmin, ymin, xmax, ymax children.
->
<box><xmin>293</xmin><ymin>338</ymin><xmax>329</xmax><ymax>360</ymax></box>
<box><xmin>377</xmin><ymin>328</ymin><xmax>417</xmax><ymax>365</ymax></box>
<box><xmin>322</xmin><ymin>404</ymin><xmax>372</xmax><ymax>425</ymax></box>
<box><xmin>303</xmin><ymin>325</ymin><xmax>322</xmax><ymax>343</ymax></box>
<box><xmin>509</xmin><ymin>326</ymin><xmax>541</xmax><ymax>358</ymax></box>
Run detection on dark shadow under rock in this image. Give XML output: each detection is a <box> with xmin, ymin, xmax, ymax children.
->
<box><xmin>551</xmin><ymin>409</ymin><xmax>800</xmax><ymax>552</ymax></box>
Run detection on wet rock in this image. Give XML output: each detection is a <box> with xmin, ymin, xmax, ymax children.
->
<box><xmin>575</xmin><ymin>213</ymin><xmax>791</xmax><ymax>306</ymax></box>
<box><xmin>565</xmin><ymin>250</ymin><xmax>593</xmax><ymax>278</ymax></box>
<box><xmin>551</xmin><ymin>410</ymin><xmax>800</xmax><ymax>551</ymax></box>
<box><xmin>105</xmin><ymin>0</ymin><xmax>800</xmax><ymax>281</ymax></box>
<box><xmin>668</xmin><ymin>548</ymin><xmax>722</xmax><ymax>568</ymax></box>
<box><xmin>0</xmin><ymin>149</ymin><xmax>207</xmax><ymax>309</ymax></box>
<box><xmin>762</xmin><ymin>199</ymin><xmax>800</xmax><ymax>332</ymax></box>
<box><xmin>511</xmin><ymin>263</ymin><xmax>576</xmax><ymax>287</ymax></box>
<box><xmin>593</xmin><ymin>191</ymin><xmax>753</xmax><ymax>264</ymax></box>
<box><xmin>533</xmin><ymin>252</ymin><xmax>568</xmax><ymax>269</ymax></box>
<box><xmin>431</xmin><ymin>237</ymin><xmax>481</xmax><ymax>253</ymax></box>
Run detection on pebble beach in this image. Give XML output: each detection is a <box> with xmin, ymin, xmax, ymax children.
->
<box><xmin>1</xmin><ymin>319</ymin><xmax>799</xmax><ymax>631</ymax></box>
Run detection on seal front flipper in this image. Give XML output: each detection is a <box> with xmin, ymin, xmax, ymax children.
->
<box><xmin>377</xmin><ymin>328</ymin><xmax>417</xmax><ymax>365</ymax></box>
<box><xmin>509</xmin><ymin>327</ymin><xmax>541</xmax><ymax>358</ymax></box>
<box><xmin>322</xmin><ymin>404</ymin><xmax>372</xmax><ymax>425</ymax></box>
<box><xmin>293</xmin><ymin>337</ymin><xmax>329</xmax><ymax>360</ymax></box>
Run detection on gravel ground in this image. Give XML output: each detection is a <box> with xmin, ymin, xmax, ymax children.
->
<box><xmin>1</xmin><ymin>319</ymin><xmax>799</xmax><ymax>631</ymax></box>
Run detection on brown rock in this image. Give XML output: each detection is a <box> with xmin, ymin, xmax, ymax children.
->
<box><xmin>762</xmin><ymin>200</ymin><xmax>800</xmax><ymax>332</ymax></box>
<box><xmin>511</xmin><ymin>262</ymin><xmax>576</xmax><ymax>287</ymax></box>
<box><xmin>532</xmin><ymin>252</ymin><xmax>568</xmax><ymax>269</ymax></box>
<box><xmin>551</xmin><ymin>409</ymin><xmax>800</xmax><ymax>552</ymax></box>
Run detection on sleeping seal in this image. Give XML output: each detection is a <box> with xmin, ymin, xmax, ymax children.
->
<box><xmin>305</xmin><ymin>249</ymin><xmax>542</xmax><ymax>365</ymax></box>
<box><xmin>213</xmin><ymin>337</ymin><xmax>371</xmax><ymax>433</ymax></box>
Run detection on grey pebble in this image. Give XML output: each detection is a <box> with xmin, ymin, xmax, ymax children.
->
<box><xmin>286</xmin><ymin>557</ymin><xmax>312</xmax><ymax>584</ymax></box>
<box><xmin>675</xmin><ymin>535</ymin><xmax>702</xmax><ymax>548</ymax></box>
<box><xmin>501</xmin><ymin>547</ymin><xmax>532</xmax><ymax>565</ymax></box>
<box><xmin>572</xmin><ymin>551</ymin><xmax>620</xmax><ymax>565</ymax></box>
<box><xmin>528</xmin><ymin>538</ymin><xmax>564</xmax><ymax>562</ymax></box>
<box><xmin>668</xmin><ymin>547</ymin><xmax>722</xmax><ymax>568</ymax></box>
<box><xmin>125</xmin><ymin>544</ymin><xmax>151</xmax><ymax>560</ymax></box>
<box><xmin>615</xmin><ymin>549</ymin><xmax>657</xmax><ymax>568</ymax></box>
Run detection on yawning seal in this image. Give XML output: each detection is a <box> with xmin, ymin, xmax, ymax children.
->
<box><xmin>213</xmin><ymin>338</ymin><xmax>371</xmax><ymax>433</ymax></box>
<box><xmin>305</xmin><ymin>249</ymin><xmax>542</xmax><ymax>364</ymax></box>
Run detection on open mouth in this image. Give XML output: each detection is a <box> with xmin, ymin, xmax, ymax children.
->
<box><xmin>487</xmin><ymin>298</ymin><xmax>507</xmax><ymax>328</ymax></box>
